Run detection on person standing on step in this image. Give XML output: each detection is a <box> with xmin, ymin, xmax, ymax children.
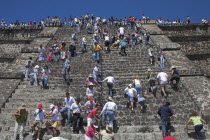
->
<box><xmin>100</xmin><ymin>125</ymin><xmax>115</xmax><ymax>140</ymax></box>
<box><xmin>60</xmin><ymin>92</ymin><xmax>75</xmax><ymax>127</ymax></box>
<box><xmin>148</xmin><ymin>45</ymin><xmax>155</xmax><ymax>65</ymax></box>
<box><xmin>25</xmin><ymin>60</ymin><xmax>31</xmax><ymax>80</ymax></box>
<box><xmin>87</xmin><ymin>103</ymin><xmax>101</xmax><ymax>127</ymax></box>
<box><xmin>102</xmin><ymin>73</ymin><xmax>115</xmax><ymax>97</ymax></box>
<box><xmin>157</xmin><ymin>69</ymin><xmax>168</xmax><ymax>97</ymax></box>
<box><xmin>101</xmin><ymin>97</ymin><xmax>117</xmax><ymax>127</ymax></box>
<box><xmin>119</xmin><ymin>26</ymin><xmax>125</xmax><ymax>39</ymax></box>
<box><xmin>71</xmin><ymin>97</ymin><xmax>85</xmax><ymax>133</ymax></box>
<box><xmin>159</xmin><ymin>50</ymin><xmax>165</xmax><ymax>68</ymax></box>
<box><xmin>13</xmin><ymin>104</ymin><xmax>28</xmax><ymax>140</ymax></box>
<box><xmin>45</xmin><ymin>104</ymin><xmax>60</xmax><ymax>137</ymax></box>
<box><xmin>85</xmin><ymin>74</ymin><xmax>101</xmax><ymax>87</ymax></box>
<box><xmin>85</xmin><ymin>97</ymin><xmax>96</xmax><ymax>116</ymax></box>
<box><xmin>133</xmin><ymin>75</ymin><xmax>142</xmax><ymax>96</ymax></box>
<box><xmin>158</xmin><ymin>102</ymin><xmax>173</xmax><ymax>137</ymax></box>
<box><xmin>93</xmin><ymin>64</ymin><xmax>101</xmax><ymax>82</ymax></box>
<box><xmin>170</xmin><ymin>66</ymin><xmax>180</xmax><ymax>86</ymax></box>
<box><xmin>93</xmin><ymin>42</ymin><xmax>102</xmax><ymax>63</ymax></box>
<box><xmin>104</xmin><ymin>34</ymin><xmax>110</xmax><ymax>53</ymax></box>
<box><xmin>147</xmin><ymin>68</ymin><xmax>156</xmax><ymax>95</ymax></box>
<box><xmin>185</xmin><ymin>111</ymin><xmax>206</xmax><ymax>140</ymax></box>
<box><xmin>82</xmin><ymin>35</ymin><xmax>87</xmax><ymax>53</ymax></box>
<box><xmin>86</xmin><ymin>83</ymin><xmax>95</xmax><ymax>98</ymax></box>
<box><xmin>60</xmin><ymin>42</ymin><xmax>66</xmax><ymax>60</ymax></box>
<box><xmin>137</xmin><ymin>94</ymin><xmax>146</xmax><ymax>113</ymax></box>
<box><xmin>31</xmin><ymin>104</ymin><xmax>46</xmax><ymax>140</ymax></box>
<box><xmin>119</xmin><ymin>40</ymin><xmax>128</xmax><ymax>56</ymax></box>
<box><xmin>69</xmin><ymin>41</ymin><xmax>77</xmax><ymax>57</ymax></box>
<box><xmin>41</xmin><ymin>65</ymin><xmax>51</xmax><ymax>89</ymax></box>
<box><xmin>124</xmin><ymin>84</ymin><xmax>137</xmax><ymax>111</ymax></box>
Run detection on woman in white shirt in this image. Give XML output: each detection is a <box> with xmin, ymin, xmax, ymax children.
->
<box><xmin>102</xmin><ymin>73</ymin><xmax>115</xmax><ymax>97</ymax></box>
<box><xmin>86</xmin><ymin>83</ymin><xmax>95</xmax><ymax>98</ymax></box>
<box><xmin>133</xmin><ymin>75</ymin><xmax>142</xmax><ymax>95</ymax></box>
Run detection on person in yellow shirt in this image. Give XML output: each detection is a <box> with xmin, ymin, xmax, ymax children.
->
<box><xmin>185</xmin><ymin>111</ymin><xmax>206</xmax><ymax>140</ymax></box>
<box><xmin>93</xmin><ymin>42</ymin><xmax>102</xmax><ymax>63</ymax></box>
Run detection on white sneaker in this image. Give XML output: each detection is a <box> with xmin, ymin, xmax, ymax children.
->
<box><xmin>31</xmin><ymin>131</ymin><xmax>35</xmax><ymax>136</ymax></box>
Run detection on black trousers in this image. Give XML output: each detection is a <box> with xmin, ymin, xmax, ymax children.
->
<box><xmin>72</xmin><ymin>113</ymin><xmax>83</xmax><ymax>132</ymax></box>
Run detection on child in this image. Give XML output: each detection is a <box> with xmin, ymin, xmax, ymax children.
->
<box><xmin>137</xmin><ymin>94</ymin><xmax>146</xmax><ymax>113</ymax></box>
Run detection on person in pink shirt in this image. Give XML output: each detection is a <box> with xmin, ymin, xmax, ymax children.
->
<box><xmin>85</xmin><ymin>122</ymin><xmax>99</xmax><ymax>140</ymax></box>
<box><xmin>87</xmin><ymin>103</ymin><xmax>101</xmax><ymax>127</ymax></box>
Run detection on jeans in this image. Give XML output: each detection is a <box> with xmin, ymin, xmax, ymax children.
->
<box><xmin>135</xmin><ymin>85</ymin><xmax>142</xmax><ymax>95</ymax></box>
<box><xmin>41</xmin><ymin>76</ymin><xmax>48</xmax><ymax>89</ymax></box>
<box><xmin>60</xmin><ymin>107</ymin><xmax>71</xmax><ymax>125</ymax></box>
<box><xmin>60</xmin><ymin>51</ymin><xmax>65</xmax><ymax>59</ymax></box>
<box><xmin>161</xmin><ymin>117</ymin><xmax>171</xmax><ymax>136</ymax></box>
<box><xmin>93</xmin><ymin>74</ymin><xmax>100</xmax><ymax>82</ymax></box>
<box><xmin>54</xmin><ymin>54</ymin><xmax>59</xmax><ymax>61</ymax></box>
<box><xmin>120</xmin><ymin>46</ymin><xmax>126</xmax><ymax>55</ymax></box>
<box><xmin>194</xmin><ymin>124</ymin><xmax>203</xmax><ymax>140</ymax></box>
<box><xmin>103</xmin><ymin>111</ymin><xmax>115</xmax><ymax>126</ymax></box>
<box><xmin>30</xmin><ymin>73</ymin><xmax>38</xmax><ymax>86</ymax></box>
<box><xmin>107</xmin><ymin>82</ymin><xmax>113</xmax><ymax>97</ymax></box>
<box><xmin>94</xmin><ymin>51</ymin><xmax>101</xmax><ymax>61</ymax></box>
<box><xmin>160</xmin><ymin>55</ymin><xmax>165</xmax><ymax>68</ymax></box>
<box><xmin>13</xmin><ymin>122</ymin><xmax>25</xmax><ymax>140</ymax></box>
<box><xmin>82</xmin><ymin>44</ymin><xmax>87</xmax><ymax>53</ymax></box>
<box><xmin>72</xmin><ymin>113</ymin><xmax>83</xmax><ymax>132</ymax></box>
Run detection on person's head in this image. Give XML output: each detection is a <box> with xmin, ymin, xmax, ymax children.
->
<box><xmin>108</xmin><ymin>97</ymin><xmax>113</xmax><ymax>101</ymax></box>
<box><xmin>19</xmin><ymin>103</ymin><xmax>26</xmax><ymax>111</ymax></box>
<box><xmin>94</xmin><ymin>42</ymin><xmax>98</xmax><ymax>46</ymax></box>
<box><xmin>89</xmin><ymin>83</ymin><xmax>94</xmax><ymax>89</ymax></box>
<box><xmin>50</xmin><ymin>104</ymin><xmax>55</xmax><ymax>110</ymax></box>
<box><xmin>89</xmin><ymin>74</ymin><xmax>94</xmax><ymax>79</ymax></box>
<box><xmin>160</xmin><ymin>69</ymin><xmax>164</xmax><ymax>72</ymax></box>
<box><xmin>148</xmin><ymin>68</ymin><xmax>152</xmax><ymax>72</ymax></box>
<box><xmin>191</xmin><ymin>111</ymin><xmax>198</xmax><ymax>117</ymax></box>
<box><xmin>37</xmin><ymin>104</ymin><xmax>42</xmax><ymax>110</ymax></box>
<box><xmin>62</xmin><ymin>42</ymin><xmax>66</xmax><ymax>46</ymax></box>
<box><xmin>76</xmin><ymin>97</ymin><xmax>81</xmax><ymax>104</ymax></box>
<box><xmin>135</xmin><ymin>75</ymin><xmax>140</xmax><ymax>80</ymax></box>
<box><xmin>108</xmin><ymin>73</ymin><xmax>112</xmax><ymax>76</ymax></box>
<box><xmin>40</xmin><ymin>45</ymin><xmax>42</xmax><ymax>49</ymax></box>
<box><xmin>89</xmin><ymin>97</ymin><xmax>94</xmax><ymax>103</ymax></box>
<box><xmin>170</xmin><ymin>66</ymin><xmax>176</xmax><ymax>70</ymax></box>
<box><xmin>95</xmin><ymin>103</ymin><xmax>102</xmax><ymax>110</ymax></box>
<box><xmin>106</xmin><ymin>125</ymin><xmax>113</xmax><ymax>133</ymax></box>
<box><xmin>165</xmin><ymin>102</ymin><xmax>170</xmax><ymax>106</ymax></box>
<box><xmin>66</xmin><ymin>92</ymin><xmax>70</xmax><ymax>98</ymax></box>
<box><xmin>96</xmin><ymin>64</ymin><xmax>99</xmax><ymax>67</ymax></box>
<box><xmin>56</xmin><ymin>102</ymin><xmax>62</xmax><ymax>107</ymax></box>
<box><xmin>128</xmin><ymin>84</ymin><xmax>133</xmax><ymax>88</ymax></box>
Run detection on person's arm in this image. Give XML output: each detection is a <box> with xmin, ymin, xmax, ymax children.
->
<box><xmin>90</xmin><ymin>131</ymin><xmax>99</xmax><ymax>140</ymax></box>
<box><xmin>46</xmin><ymin>113</ymin><xmax>55</xmax><ymax>117</ymax></box>
<box><xmin>185</xmin><ymin>119</ymin><xmax>192</xmax><ymax>129</ymax></box>
<box><xmin>102</xmin><ymin>77</ymin><xmax>108</xmax><ymax>82</ymax></box>
<box><xmin>157</xmin><ymin>107</ymin><xmax>161</xmax><ymax>117</ymax></box>
<box><xmin>14</xmin><ymin>110</ymin><xmax>20</xmax><ymax>116</ymax></box>
<box><xmin>171</xmin><ymin>70</ymin><xmax>174</xmax><ymax>75</ymax></box>
<box><xmin>201</xmin><ymin>118</ymin><xmax>206</xmax><ymax>124</ymax></box>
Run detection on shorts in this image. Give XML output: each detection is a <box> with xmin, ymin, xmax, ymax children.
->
<box><xmin>48</xmin><ymin>120</ymin><xmax>60</xmax><ymax>128</ymax></box>
<box><xmin>127</xmin><ymin>95</ymin><xmax>134</xmax><ymax>102</ymax></box>
<box><xmin>139</xmin><ymin>101</ymin><xmax>145</xmax><ymax>106</ymax></box>
<box><xmin>33</xmin><ymin>120</ymin><xmax>44</xmax><ymax>128</ymax></box>
<box><xmin>160</xmin><ymin>81</ymin><xmax>168</xmax><ymax>88</ymax></box>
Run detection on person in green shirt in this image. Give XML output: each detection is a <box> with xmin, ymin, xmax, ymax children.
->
<box><xmin>13</xmin><ymin>103</ymin><xmax>28</xmax><ymax>140</ymax></box>
<box><xmin>185</xmin><ymin>111</ymin><xmax>206</xmax><ymax>140</ymax></box>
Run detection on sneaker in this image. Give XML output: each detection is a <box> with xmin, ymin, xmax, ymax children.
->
<box><xmin>31</xmin><ymin>131</ymin><xmax>35</xmax><ymax>136</ymax></box>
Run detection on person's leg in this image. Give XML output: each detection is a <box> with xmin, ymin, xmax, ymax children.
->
<box><xmin>37</xmin><ymin>128</ymin><xmax>41</xmax><ymax>139</ymax></box>
<box><xmin>107</xmin><ymin>82</ymin><xmax>113</xmax><ymax>97</ymax></box>
<box><xmin>73</xmin><ymin>114</ymin><xmax>79</xmax><ymax>132</ymax></box>
<box><xmin>60</xmin><ymin>107</ymin><xmax>68</xmax><ymax>120</ymax></box>
<box><xmin>108</xmin><ymin>111</ymin><xmax>114</xmax><ymax>126</ymax></box>
<box><xmin>19</xmin><ymin>122</ymin><xmax>25</xmax><ymax>140</ymax></box>
<box><xmin>25</xmin><ymin>68</ymin><xmax>29</xmax><ymax>80</ymax></box>
<box><xmin>67</xmin><ymin>108</ymin><xmax>71</xmax><ymax>125</ymax></box>
<box><xmin>194</xmin><ymin>125</ymin><xmax>203</xmax><ymax>140</ymax></box>
<box><xmin>13</xmin><ymin>122</ymin><xmax>19</xmax><ymax>140</ymax></box>
<box><xmin>78</xmin><ymin>114</ymin><xmax>83</xmax><ymax>128</ymax></box>
<box><xmin>161</xmin><ymin>118</ymin><xmax>167</xmax><ymax>136</ymax></box>
<box><xmin>34</xmin><ymin>73</ymin><xmax>38</xmax><ymax>86</ymax></box>
<box><xmin>52</xmin><ymin>128</ymin><xmax>57</xmax><ymax>137</ymax></box>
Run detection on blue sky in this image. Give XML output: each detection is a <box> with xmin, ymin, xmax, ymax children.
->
<box><xmin>0</xmin><ymin>0</ymin><xmax>209</xmax><ymax>23</ymax></box>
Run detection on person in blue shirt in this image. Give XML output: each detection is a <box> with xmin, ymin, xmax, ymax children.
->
<box><xmin>119</xmin><ymin>40</ymin><xmax>128</xmax><ymax>56</ymax></box>
<box><xmin>158</xmin><ymin>102</ymin><xmax>173</xmax><ymax>137</ymax></box>
<box><xmin>137</xmin><ymin>94</ymin><xmax>146</xmax><ymax>113</ymax></box>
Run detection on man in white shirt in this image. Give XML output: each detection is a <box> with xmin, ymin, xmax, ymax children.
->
<box><xmin>102</xmin><ymin>73</ymin><xmax>115</xmax><ymax>97</ymax></box>
<box><xmin>60</xmin><ymin>92</ymin><xmax>75</xmax><ymax>126</ymax></box>
<box><xmin>31</xmin><ymin>104</ymin><xmax>46</xmax><ymax>140</ymax></box>
<box><xmin>71</xmin><ymin>98</ymin><xmax>85</xmax><ymax>133</ymax></box>
<box><xmin>104</xmin><ymin>34</ymin><xmax>110</xmax><ymax>53</ymax></box>
<box><xmin>101</xmin><ymin>97</ymin><xmax>117</xmax><ymax>127</ymax></box>
<box><xmin>93</xmin><ymin>64</ymin><xmax>101</xmax><ymax>82</ymax></box>
<box><xmin>119</xmin><ymin>26</ymin><xmax>125</xmax><ymax>39</ymax></box>
<box><xmin>148</xmin><ymin>45</ymin><xmax>154</xmax><ymax>65</ymax></box>
<box><xmin>45</xmin><ymin>104</ymin><xmax>60</xmax><ymax>136</ymax></box>
<box><xmin>82</xmin><ymin>35</ymin><xmax>87</xmax><ymax>53</ymax></box>
<box><xmin>124</xmin><ymin>84</ymin><xmax>137</xmax><ymax>111</ymax></box>
<box><xmin>157</xmin><ymin>69</ymin><xmax>168</xmax><ymax>97</ymax></box>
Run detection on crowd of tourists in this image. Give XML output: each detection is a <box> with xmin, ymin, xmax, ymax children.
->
<box><xmin>11</xmin><ymin>14</ymin><xmax>206</xmax><ymax>140</ymax></box>
<box><xmin>1</xmin><ymin>14</ymin><xmax>210</xmax><ymax>29</ymax></box>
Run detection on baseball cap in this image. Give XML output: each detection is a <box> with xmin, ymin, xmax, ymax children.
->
<box><xmin>37</xmin><ymin>104</ymin><xmax>42</xmax><ymax>109</ymax></box>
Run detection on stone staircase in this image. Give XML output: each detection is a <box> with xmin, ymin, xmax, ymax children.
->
<box><xmin>0</xmin><ymin>24</ymin><xmax>209</xmax><ymax>140</ymax></box>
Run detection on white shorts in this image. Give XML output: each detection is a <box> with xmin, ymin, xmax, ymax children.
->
<box><xmin>85</xmin><ymin>135</ymin><xmax>94</xmax><ymax>140</ymax></box>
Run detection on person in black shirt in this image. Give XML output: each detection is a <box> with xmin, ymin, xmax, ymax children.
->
<box><xmin>170</xmin><ymin>66</ymin><xmax>180</xmax><ymax>85</ymax></box>
<box><xmin>158</xmin><ymin>102</ymin><xmax>173</xmax><ymax>137</ymax></box>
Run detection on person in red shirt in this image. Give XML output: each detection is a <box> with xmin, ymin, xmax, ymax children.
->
<box><xmin>87</xmin><ymin>103</ymin><xmax>101</xmax><ymax>127</ymax></box>
<box><xmin>163</xmin><ymin>136</ymin><xmax>177</xmax><ymax>140</ymax></box>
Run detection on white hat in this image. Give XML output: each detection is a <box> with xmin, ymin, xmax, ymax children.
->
<box><xmin>171</xmin><ymin>66</ymin><xmax>176</xmax><ymax>69</ymax></box>
<box><xmin>106</xmin><ymin>125</ymin><xmax>113</xmax><ymax>132</ymax></box>
<box><xmin>35</xmin><ymin>65</ymin><xmax>39</xmax><ymax>69</ymax></box>
<box><xmin>50</xmin><ymin>104</ymin><xmax>55</xmax><ymax>109</ymax></box>
<box><xmin>108</xmin><ymin>97</ymin><xmax>113</xmax><ymax>101</ymax></box>
<box><xmin>129</xmin><ymin>84</ymin><xmax>132</xmax><ymax>88</ymax></box>
<box><xmin>148</xmin><ymin>68</ymin><xmax>152</xmax><ymax>71</ymax></box>
<box><xmin>89</xmin><ymin>82</ymin><xmax>94</xmax><ymax>86</ymax></box>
